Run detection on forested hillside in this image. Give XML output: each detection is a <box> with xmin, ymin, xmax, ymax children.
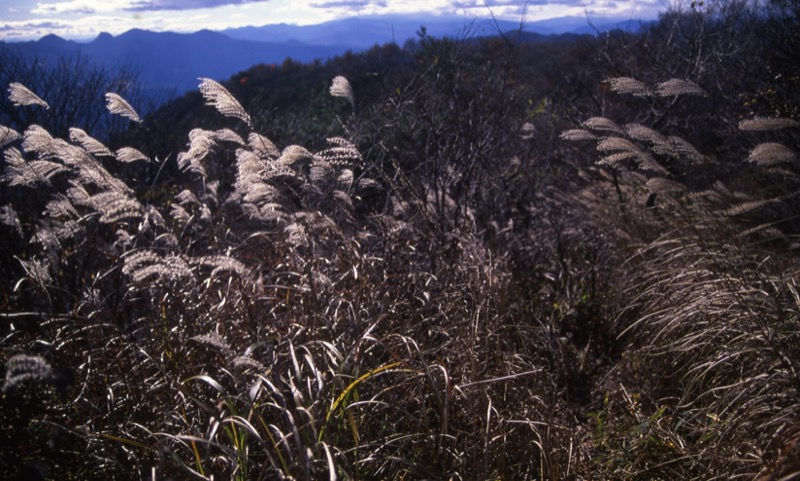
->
<box><xmin>1</xmin><ymin>1</ymin><xmax>798</xmax><ymax>480</ymax></box>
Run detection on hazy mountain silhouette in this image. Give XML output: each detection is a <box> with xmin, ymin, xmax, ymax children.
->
<box><xmin>1</xmin><ymin>29</ymin><xmax>350</xmax><ymax>95</ymax></box>
<box><xmin>221</xmin><ymin>15</ymin><xmax>650</xmax><ymax>48</ymax></box>
<box><xmin>0</xmin><ymin>14</ymin><xmax>650</xmax><ymax>99</ymax></box>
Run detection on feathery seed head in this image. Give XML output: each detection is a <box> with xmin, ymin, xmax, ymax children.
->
<box><xmin>655</xmin><ymin>79</ymin><xmax>707</xmax><ymax>97</ymax></box>
<box><xmin>646</xmin><ymin>177</ymin><xmax>686</xmax><ymax>194</ymax></box>
<box><xmin>607</xmin><ymin>77</ymin><xmax>653</xmax><ymax>97</ymax></box>
<box><xmin>3</xmin><ymin>354</ymin><xmax>53</xmax><ymax>392</ymax></box>
<box><xmin>330</xmin><ymin>76</ymin><xmax>355</xmax><ymax>110</ymax></box>
<box><xmin>105</xmin><ymin>93</ymin><xmax>142</xmax><ymax>123</ymax></box>
<box><xmin>583</xmin><ymin>117</ymin><xmax>624</xmax><ymax>134</ymax></box>
<box><xmin>198</xmin><ymin>77</ymin><xmax>251</xmax><ymax>127</ymax></box>
<box><xmin>747</xmin><ymin>142</ymin><xmax>797</xmax><ymax>166</ymax></box>
<box><xmin>739</xmin><ymin>117</ymin><xmax>800</xmax><ymax>131</ymax></box>
<box><xmin>0</xmin><ymin>125</ymin><xmax>21</xmax><ymax>149</ymax></box>
<box><xmin>8</xmin><ymin>82</ymin><xmax>50</xmax><ymax>109</ymax></box>
<box><xmin>115</xmin><ymin>147</ymin><xmax>149</xmax><ymax>163</ymax></box>
<box><xmin>69</xmin><ymin>128</ymin><xmax>113</xmax><ymax>157</ymax></box>
<box><xmin>597</xmin><ymin>137</ymin><xmax>640</xmax><ymax>153</ymax></box>
<box><xmin>560</xmin><ymin>129</ymin><xmax>597</xmax><ymax>141</ymax></box>
<box><xmin>280</xmin><ymin>145</ymin><xmax>315</xmax><ymax>166</ymax></box>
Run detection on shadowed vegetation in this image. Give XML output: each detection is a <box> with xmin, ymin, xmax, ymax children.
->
<box><xmin>1</xmin><ymin>1</ymin><xmax>799</xmax><ymax>480</ymax></box>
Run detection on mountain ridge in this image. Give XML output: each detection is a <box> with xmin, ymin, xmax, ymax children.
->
<box><xmin>0</xmin><ymin>13</ymin><xmax>651</xmax><ymax>101</ymax></box>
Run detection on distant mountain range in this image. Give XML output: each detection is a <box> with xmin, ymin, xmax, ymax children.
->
<box><xmin>221</xmin><ymin>15</ymin><xmax>650</xmax><ymax>48</ymax></box>
<box><xmin>1</xmin><ymin>28</ymin><xmax>349</xmax><ymax>96</ymax></box>
<box><xmin>0</xmin><ymin>14</ymin><xmax>652</xmax><ymax>98</ymax></box>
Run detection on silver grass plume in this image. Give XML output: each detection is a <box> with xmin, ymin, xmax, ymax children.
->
<box><xmin>646</xmin><ymin>177</ymin><xmax>687</xmax><ymax>194</ymax></box>
<box><xmin>248</xmin><ymin>132</ymin><xmax>280</xmax><ymax>159</ymax></box>
<box><xmin>333</xmin><ymin>189</ymin><xmax>354</xmax><ymax>210</ymax></box>
<box><xmin>45</xmin><ymin>195</ymin><xmax>79</xmax><ymax>219</ymax></box>
<box><xmin>520</xmin><ymin>122</ymin><xmax>536</xmax><ymax>139</ymax></box>
<box><xmin>280</xmin><ymin>145</ymin><xmax>316</xmax><ymax>166</ymax></box>
<box><xmin>115</xmin><ymin>146</ymin><xmax>149</xmax><ymax>163</ymax></box>
<box><xmin>667</xmin><ymin>136</ymin><xmax>706</xmax><ymax>164</ymax></box>
<box><xmin>0</xmin><ymin>125</ymin><xmax>21</xmax><ymax>149</ymax></box>
<box><xmin>337</xmin><ymin>169</ymin><xmax>354</xmax><ymax>190</ymax></box>
<box><xmin>309</xmin><ymin>160</ymin><xmax>335</xmax><ymax>188</ymax></box>
<box><xmin>202</xmin><ymin>181</ymin><xmax>219</xmax><ymax>207</ymax></box>
<box><xmin>52</xmin><ymin>218</ymin><xmax>82</xmax><ymax>245</ymax></box>
<box><xmin>637</xmin><ymin>155</ymin><xmax>669</xmax><ymax>175</ymax></box>
<box><xmin>8</xmin><ymin>82</ymin><xmax>50</xmax><ymax>109</ymax></box>
<box><xmin>317</xmin><ymin>136</ymin><xmax>362</xmax><ymax>167</ymax></box>
<box><xmin>179</xmin><ymin>129</ymin><xmax>245</xmax><ymax>174</ymax></box>
<box><xmin>90</xmin><ymin>191</ymin><xmax>143</xmax><ymax>224</ymax></box>
<box><xmin>747</xmin><ymin>142</ymin><xmax>797</xmax><ymax>166</ymax></box>
<box><xmin>22</xmin><ymin>125</ymin><xmax>57</xmax><ymax>157</ymax></box>
<box><xmin>53</xmin><ymin>139</ymin><xmax>131</xmax><ymax>193</ymax></box>
<box><xmin>69</xmin><ymin>128</ymin><xmax>113</xmax><ymax>157</ymax></box>
<box><xmin>739</xmin><ymin>117</ymin><xmax>799</xmax><ymax>131</ymax></box>
<box><xmin>721</xmin><ymin>199</ymin><xmax>776</xmax><ymax>216</ymax></box>
<box><xmin>66</xmin><ymin>182</ymin><xmax>92</xmax><ymax>206</ymax></box>
<box><xmin>31</xmin><ymin>222</ymin><xmax>61</xmax><ymax>252</ymax></box>
<box><xmin>235</xmin><ymin>148</ymin><xmax>265</xmax><ymax>181</ymax></box>
<box><xmin>3</xmin><ymin>160</ymin><xmax>68</xmax><ymax>187</ymax></box>
<box><xmin>192</xmin><ymin>255</ymin><xmax>250</xmax><ymax>279</ymax></box>
<box><xmin>0</xmin><ymin>205</ymin><xmax>22</xmax><ymax>236</ymax></box>
<box><xmin>170</xmin><ymin>203</ymin><xmax>191</xmax><ymax>226</ymax></box>
<box><xmin>4</xmin><ymin>147</ymin><xmax>24</xmax><ymax>167</ymax></box>
<box><xmin>140</xmin><ymin>204</ymin><xmax>167</xmax><ymax>236</ymax></box>
<box><xmin>105</xmin><ymin>93</ymin><xmax>142</xmax><ymax>123</ymax></box>
<box><xmin>625</xmin><ymin>123</ymin><xmax>667</xmax><ymax>145</ymax></box>
<box><xmin>596</xmin><ymin>137</ymin><xmax>640</xmax><ymax>153</ymax></box>
<box><xmin>198</xmin><ymin>77</ymin><xmax>251</xmax><ymax>127</ymax></box>
<box><xmin>607</xmin><ymin>77</ymin><xmax>652</xmax><ymax>97</ymax></box>
<box><xmin>598</xmin><ymin>151</ymin><xmax>641</xmax><ymax>166</ymax></box>
<box><xmin>330</xmin><ymin>75</ymin><xmax>355</xmax><ymax>111</ymax></box>
<box><xmin>582</xmin><ymin>117</ymin><xmax>624</xmax><ymax>134</ymax></box>
<box><xmin>240</xmin><ymin>183</ymin><xmax>285</xmax><ymax>211</ymax></box>
<box><xmin>177</xmin><ymin>129</ymin><xmax>215</xmax><ymax>175</ymax></box>
<box><xmin>655</xmin><ymin>79</ymin><xmax>707</xmax><ymax>97</ymax></box>
<box><xmin>232</xmin><ymin>356</ymin><xmax>266</xmax><ymax>372</ymax></box>
<box><xmin>212</xmin><ymin>128</ymin><xmax>245</xmax><ymax>145</ymax></box>
<box><xmin>123</xmin><ymin>250</ymin><xmax>193</xmax><ymax>285</ymax></box>
<box><xmin>285</xmin><ymin>221</ymin><xmax>308</xmax><ymax>247</ymax></box>
<box><xmin>3</xmin><ymin>354</ymin><xmax>53</xmax><ymax>392</ymax></box>
<box><xmin>190</xmin><ymin>333</ymin><xmax>232</xmax><ymax>357</ymax></box>
<box><xmin>560</xmin><ymin>129</ymin><xmax>597</xmax><ymax>141</ymax></box>
<box><xmin>175</xmin><ymin>189</ymin><xmax>201</xmax><ymax>207</ymax></box>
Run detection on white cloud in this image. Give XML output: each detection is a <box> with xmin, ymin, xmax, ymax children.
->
<box><xmin>4</xmin><ymin>0</ymin><xmax>663</xmax><ymax>41</ymax></box>
<box><xmin>32</xmin><ymin>0</ymin><xmax>135</xmax><ymax>14</ymax></box>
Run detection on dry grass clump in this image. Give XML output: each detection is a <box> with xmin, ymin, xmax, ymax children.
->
<box><xmin>557</xmin><ymin>74</ymin><xmax>800</xmax><ymax>479</ymax></box>
<box><xmin>0</xmin><ymin>74</ymin><xmax>581</xmax><ymax>481</ymax></box>
<box><xmin>604</xmin><ymin>229</ymin><xmax>800</xmax><ymax>479</ymax></box>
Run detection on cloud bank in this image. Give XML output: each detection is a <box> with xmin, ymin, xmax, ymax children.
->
<box><xmin>125</xmin><ymin>0</ymin><xmax>271</xmax><ymax>12</ymax></box>
<box><xmin>8</xmin><ymin>0</ymin><xmax>663</xmax><ymax>41</ymax></box>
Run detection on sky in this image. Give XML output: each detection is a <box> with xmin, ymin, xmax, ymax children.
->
<box><xmin>0</xmin><ymin>0</ymin><xmax>665</xmax><ymax>41</ymax></box>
